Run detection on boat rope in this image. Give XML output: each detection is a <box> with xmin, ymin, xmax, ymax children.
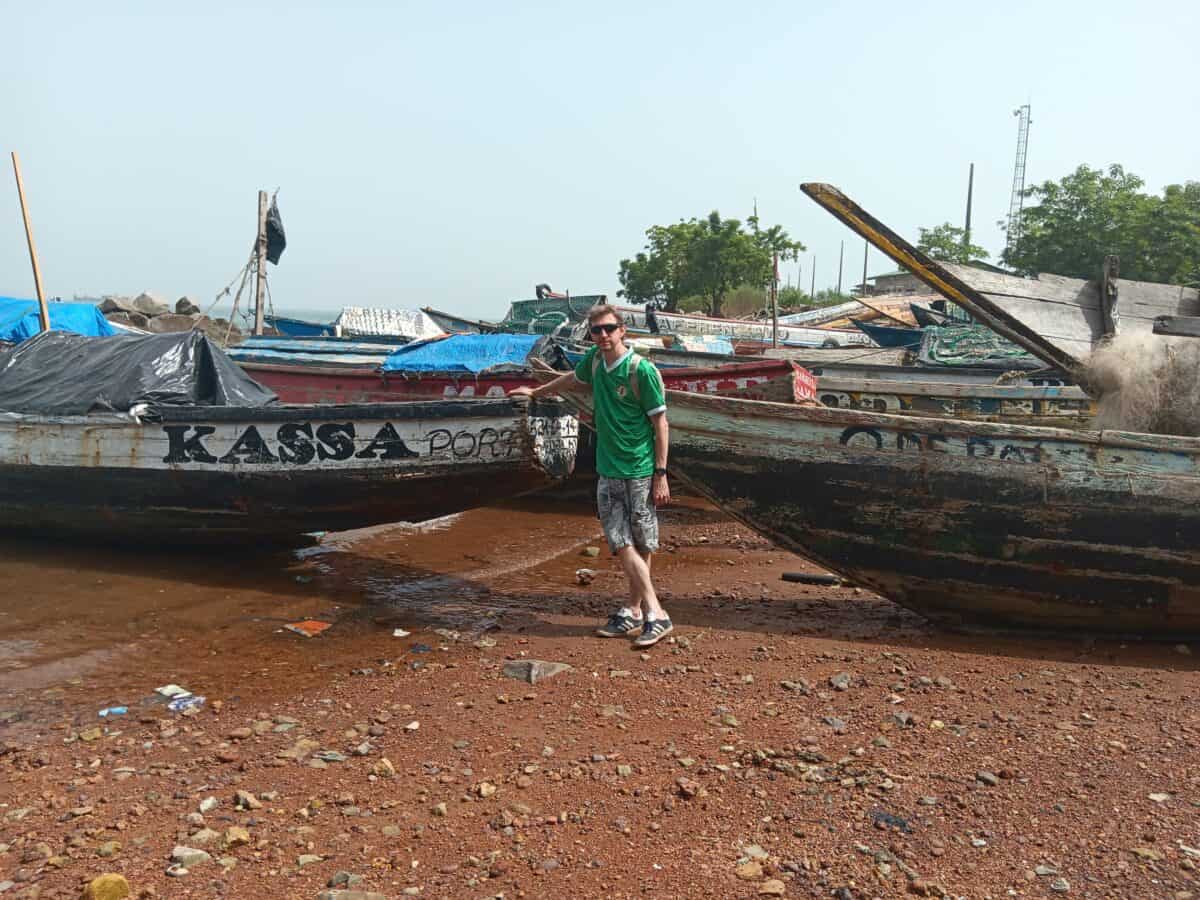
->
<box><xmin>204</xmin><ymin>249</ymin><xmax>256</xmax><ymax>321</ymax></box>
<box><xmin>223</xmin><ymin>255</ymin><xmax>256</xmax><ymax>347</ymax></box>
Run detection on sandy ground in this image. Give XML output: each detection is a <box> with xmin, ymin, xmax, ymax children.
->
<box><xmin>0</xmin><ymin>492</ymin><xmax>1198</xmax><ymax>899</ymax></box>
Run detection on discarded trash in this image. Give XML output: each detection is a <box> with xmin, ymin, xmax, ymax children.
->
<box><xmin>392</xmin><ymin>628</ymin><xmax>412</xmax><ymax>638</ymax></box>
<box><xmin>284</xmin><ymin>620</ymin><xmax>333</xmax><ymax>638</ymax></box>
<box><xmin>575</xmin><ymin>568</ymin><xmax>596</xmax><ymax>585</ymax></box>
<box><xmin>410</xmin><ymin>643</ymin><xmax>432</xmax><ymax>654</ymax></box>
<box><xmin>294</xmin><ymin>575</ymin><xmax>313</xmax><ymax>584</ymax></box>
<box><xmin>155</xmin><ymin>684</ymin><xmax>191</xmax><ymax>699</ymax></box>
<box><xmin>433</xmin><ymin>627</ymin><xmax>461</xmax><ymax>642</ymax></box>
<box><xmin>98</xmin><ymin>706</ymin><xmax>128</xmax><ymax>718</ymax></box>
<box><xmin>581</xmin><ymin>545</ymin><xmax>601</xmax><ymax>558</ymax></box>
<box><xmin>781</xmin><ymin>572</ymin><xmax>843</xmax><ymax>586</ymax></box>
<box><xmin>167</xmin><ymin>695</ymin><xmax>206</xmax><ymax>713</ymax></box>
<box><xmin>502</xmin><ymin>659</ymin><xmax>573</xmax><ymax>684</ymax></box>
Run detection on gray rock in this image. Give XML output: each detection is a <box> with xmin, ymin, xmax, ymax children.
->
<box><xmin>327</xmin><ymin>872</ymin><xmax>363</xmax><ymax>888</ymax></box>
<box><xmin>99</xmin><ymin>296</ymin><xmax>136</xmax><ymax>315</ymax></box>
<box><xmin>830</xmin><ymin>672</ymin><xmax>852</xmax><ymax>691</ymax></box>
<box><xmin>171</xmin><ymin>845</ymin><xmax>212</xmax><ymax>868</ymax></box>
<box><xmin>316</xmin><ymin>892</ymin><xmax>388</xmax><ymax>900</ymax></box>
<box><xmin>132</xmin><ymin>292</ymin><xmax>170</xmax><ymax>317</ymax></box>
<box><xmin>297</xmin><ymin>853</ymin><xmax>323</xmax><ymax>866</ymax></box>
<box><xmin>1049</xmin><ymin>876</ymin><xmax>1070</xmax><ymax>892</ymax></box>
<box><xmin>104</xmin><ymin>310</ymin><xmax>150</xmax><ymax>330</ymax></box>
<box><xmin>502</xmin><ymin>660</ymin><xmax>572</xmax><ymax>684</ymax></box>
<box><xmin>822</xmin><ymin>716</ymin><xmax>847</xmax><ymax>732</ymax></box>
<box><xmin>176</xmin><ymin>296</ymin><xmax>201</xmax><ymax>316</ymax></box>
<box><xmin>1035</xmin><ymin>864</ymin><xmax>1059</xmax><ymax>876</ymax></box>
<box><xmin>145</xmin><ymin>313</ymin><xmax>199</xmax><ymax>334</ymax></box>
<box><xmin>314</xmin><ymin>750</ymin><xmax>348</xmax><ymax>762</ymax></box>
<box><xmin>976</xmin><ymin>771</ymin><xmax>1000</xmax><ymax>787</ymax></box>
<box><xmin>891</xmin><ymin>710</ymin><xmax>914</xmax><ymax>728</ymax></box>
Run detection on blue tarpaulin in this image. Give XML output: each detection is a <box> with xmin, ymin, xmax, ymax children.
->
<box><xmin>0</xmin><ymin>297</ymin><xmax>116</xmax><ymax>343</ymax></box>
<box><xmin>382</xmin><ymin>333</ymin><xmax>542</xmax><ymax>374</ymax></box>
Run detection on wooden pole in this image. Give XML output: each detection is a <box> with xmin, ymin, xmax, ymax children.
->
<box><xmin>770</xmin><ymin>251</ymin><xmax>779</xmax><ymax>348</ymax></box>
<box><xmin>861</xmin><ymin>240</ymin><xmax>869</xmax><ymax>297</ymax></box>
<box><xmin>10</xmin><ymin>153</ymin><xmax>51</xmax><ymax>333</ymax></box>
<box><xmin>836</xmin><ymin>240</ymin><xmax>844</xmax><ymax>295</ymax></box>
<box><xmin>963</xmin><ymin>162</ymin><xmax>975</xmax><ymax>255</ymax></box>
<box><xmin>253</xmin><ymin>189</ymin><xmax>268</xmax><ymax>336</ymax></box>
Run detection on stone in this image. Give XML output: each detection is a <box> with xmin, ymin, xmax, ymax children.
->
<box><xmin>1175</xmin><ymin>643</ymin><xmax>1192</xmax><ymax>656</ymax></box>
<box><xmin>581</xmin><ymin>546</ymin><xmax>600</xmax><ymax>557</ymax></box>
<box><xmin>976</xmin><ymin>771</ymin><xmax>1000</xmax><ymax>787</ymax></box>
<box><xmin>145</xmin><ymin>313</ymin><xmax>199</xmax><ymax>334</ymax></box>
<box><xmin>222</xmin><ymin>827</ymin><xmax>251</xmax><ymax>850</ymax></box>
<box><xmin>477</xmin><ymin>782</ymin><xmax>497</xmax><ymax>798</ymax></box>
<box><xmin>830</xmin><ymin>672</ymin><xmax>852</xmax><ymax>691</ymax></box>
<box><xmin>298</xmin><ymin>854</ymin><xmax>323</xmax><ymax>866</ymax></box>
<box><xmin>372</xmin><ymin>758</ymin><xmax>396</xmax><ymax>778</ymax></box>
<box><xmin>502</xmin><ymin>660</ymin><xmax>572</xmax><ymax>684</ymax></box>
<box><xmin>327</xmin><ymin>872</ymin><xmax>363</xmax><ymax>888</ymax></box>
<box><xmin>759</xmin><ymin>880</ymin><xmax>786</xmax><ymax>896</ymax></box>
<box><xmin>1050</xmin><ymin>877</ymin><xmax>1070</xmax><ymax>892</ymax></box>
<box><xmin>83</xmin><ymin>873</ymin><xmax>131</xmax><ymax>900</ymax></box>
<box><xmin>1148</xmin><ymin>792</ymin><xmax>1172</xmax><ymax>802</ymax></box>
<box><xmin>892</xmin><ymin>711</ymin><xmax>914</xmax><ymax>728</ymax></box>
<box><xmin>316</xmin><ymin>892</ymin><xmax>388</xmax><ymax>900</ymax></box>
<box><xmin>575</xmin><ymin>568</ymin><xmax>596</xmax><ymax>585</ymax></box>
<box><xmin>96</xmin><ymin>841</ymin><xmax>121</xmax><ymax>858</ymax></box>
<box><xmin>199</xmin><ymin>796</ymin><xmax>219</xmax><ymax>813</ymax></box>
<box><xmin>234</xmin><ymin>790</ymin><xmax>261</xmax><ymax>810</ymax></box>
<box><xmin>188</xmin><ymin>828</ymin><xmax>220</xmax><ymax>847</ymax></box>
<box><xmin>171</xmin><ymin>846</ymin><xmax>212</xmax><ymax>868</ymax></box>
<box><xmin>1132</xmin><ymin>847</ymin><xmax>1163</xmax><ymax>861</ymax></box>
<box><xmin>736</xmin><ymin>860</ymin><xmax>764</xmax><ymax>880</ymax></box>
<box><xmin>103</xmin><ymin>310</ymin><xmax>150</xmax><ymax>330</ymax></box>
<box><xmin>742</xmin><ymin>845</ymin><xmax>769</xmax><ymax>860</ymax></box>
<box><xmin>98</xmin><ymin>296</ymin><xmax>136</xmax><ymax>315</ymax></box>
<box><xmin>1035</xmin><ymin>865</ymin><xmax>1059</xmax><ymax>876</ymax></box>
<box><xmin>431</xmin><ymin>803</ymin><xmax>447</xmax><ymax>817</ymax></box>
<box><xmin>131</xmin><ymin>292</ymin><xmax>169</xmax><ymax>317</ymax></box>
<box><xmin>175</xmin><ymin>296</ymin><xmax>201</xmax><ymax>316</ymax></box>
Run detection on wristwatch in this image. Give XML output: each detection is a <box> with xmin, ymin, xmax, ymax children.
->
<box><xmin>654</xmin><ymin>467</ymin><xmax>668</xmax><ymax>476</ymax></box>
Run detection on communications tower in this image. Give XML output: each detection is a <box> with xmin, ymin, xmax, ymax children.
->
<box><xmin>1005</xmin><ymin>104</ymin><xmax>1032</xmax><ymax>259</ymax></box>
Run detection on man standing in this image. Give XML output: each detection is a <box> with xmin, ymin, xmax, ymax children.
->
<box><xmin>510</xmin><ymin>305</ymin><xmax>673</xmax><ymax>648</ymax></box>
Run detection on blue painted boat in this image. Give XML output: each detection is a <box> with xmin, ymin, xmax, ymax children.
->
<box><xmin>853</xmin><ymin>319</ymin><xmax>924</xmax><ymax>349</ymax></box>
<box><xmin>263</xmin><ymin>315</ymin><xmax>335</xmax><ymax>337</ymax></box>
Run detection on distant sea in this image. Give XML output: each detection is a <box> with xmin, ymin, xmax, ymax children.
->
<box><xmin>263</xmin><ymin>306</ymin><xmax>344</xmax><ymax>325</ymax></box>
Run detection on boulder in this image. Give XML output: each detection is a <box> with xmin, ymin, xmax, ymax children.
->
<box><xmin>98</xmin><ymin>296</ymin><xmax>136</xmax><ymax>315</ymax></box>
<box><xmin>131</xmin><ymin>292</ymin><xmax>169</xmax><ymax>317</ymax></box>
<box><xmin>83</xmin><ymin>874</ymin><xmax>131</xmax><ymax>900</ymax></box>
<box><xmin>104</xmin><ymin>311</ymin><xmax>150</xmax><ymax>330</ymax></box>
<box><xmin>176</xmin><ymin>296</ymin><xmax>202</xmax><ymax>316</ymax></box>
<box><xmin>146</xmin><ymin>314</ymin><xmax>199</xmax><ymax>334</ymax></box>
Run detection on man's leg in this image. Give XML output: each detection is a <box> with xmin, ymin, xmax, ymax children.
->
<box><xmin>595</xmin><ymin>477</ymin><xmax>642</xmax><ymax>637</ymax></box>
<box><xmin>616</xmin><ymin>546</ymin><xmax>666</xmax><ymax>621</ymax></box>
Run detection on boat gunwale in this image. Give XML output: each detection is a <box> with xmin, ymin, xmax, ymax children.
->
<box><xmin>660</xmin><ymin>388</ymin><xmax>1200</xmax><ymax>455</ymax></box>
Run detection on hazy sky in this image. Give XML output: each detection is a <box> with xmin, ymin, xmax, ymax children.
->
<box><xmin>5</xmin><ymin>0</ymin><xmax>1197</xmax><ymax>319</ymax></box>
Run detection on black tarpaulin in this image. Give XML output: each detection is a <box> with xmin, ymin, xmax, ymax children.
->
<box><xmin>0</xmin><ymin>331</ymin><xmax>278</xmax><ymax>415</ymax></box>
<box><xmin>266</xmin><ymin>196</ymin><xmax>286</xmax><ymax>265</ymax></box>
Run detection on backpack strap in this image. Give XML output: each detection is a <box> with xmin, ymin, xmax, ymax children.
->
<box><xmin>592</xmin><ymin>350</ymin><xmax>660</xmax><ymax>408</ymax></box>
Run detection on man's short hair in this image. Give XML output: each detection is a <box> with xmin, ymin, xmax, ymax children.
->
<box><xmin>586</xmin><ymin>304</ymin><xmax>623</xmax><ymax>326</ymax></box>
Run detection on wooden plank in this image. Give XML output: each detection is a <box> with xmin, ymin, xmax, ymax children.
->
<box><xmin>1153</xmin><ymin>315</ymin><xmax>1200</xmax><ymax>338</ymax></box>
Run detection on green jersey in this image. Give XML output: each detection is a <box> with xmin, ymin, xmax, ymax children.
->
<box><xmin>574</xmin><ymin>345</ymin><xmax>667</xmax><ymax>479</ymax></box>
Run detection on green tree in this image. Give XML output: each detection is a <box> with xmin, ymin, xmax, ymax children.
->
<box><xmin>1005</xmin><ymin>164</ymin><xmax>1200</xmax><ymax>284</ymax></box>
<box><xmin>618</xmin><ymin>211</ymin><xmax>804</xmax><ymax>317</ymax></box>
<box><xmin>777</xmin><ymin>285</ymin><xmax>809</xmax><ymax>309</ymax></box>
<box><xmin>616</xmin><ymin>221</ymin><xmax>698</xmax><ymax>312</ymax></box>
<box><xmin>916</xmin><ymin>222</ymin><xmax>990</xmax><ymax>263</ymax></box>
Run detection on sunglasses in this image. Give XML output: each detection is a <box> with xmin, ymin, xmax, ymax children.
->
<box><xmin>589</xmin><ymin>322</ymin><xmax>622</xmax><ymax>335</ymax></box>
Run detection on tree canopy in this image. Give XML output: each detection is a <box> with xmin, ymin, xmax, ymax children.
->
<box><xmin>1005</xmin><ymin>164</ymin><xmax>1200</xmax><ymax>284</ymax></box>
<box><xmin>916</xmin><ymin>222</ymin><xmax>990</xmax><ymax>264</ymax></box>
<box><xmin>618</xmin><ymin>212</ymin><xmax>804</xmax><ymax>316</ymax></box>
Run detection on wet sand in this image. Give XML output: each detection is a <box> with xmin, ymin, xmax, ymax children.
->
<box><xmin>1</xmin><ymin>494</ymin><xmax>1198</xmax><ymax>898</ymax></box>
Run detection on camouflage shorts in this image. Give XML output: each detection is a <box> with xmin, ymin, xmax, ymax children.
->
<box><xmin>597</xmin><ymin>476</ymin><xmax>659</xmax><ymax>554</ymax></box>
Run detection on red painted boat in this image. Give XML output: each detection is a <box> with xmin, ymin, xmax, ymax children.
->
<box><xmin>238</xmin><ymin>359</ymin><xmax>815</xmax><ymax>405</ymax></box>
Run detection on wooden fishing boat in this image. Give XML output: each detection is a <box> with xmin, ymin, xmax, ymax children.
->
<box><xmin>546</xmin><ymin>379</ymin><xmax>1198</xmax><ymax>636</ymax></box>
<box><xmin>851</xmin><ymin>320</ymin><xmax>923</xmax><ymax>349</ymax></box>
<box><xmin>613</xmin><ymin>305</ymin><xmax>872</xmax><ymax>349</ymax></box>
<box><xmin>262</xmin><ymin>315</ymin><xmax>335</xmax><ymax>338</ymax></box>
<box><xmin>421</xmin><ymin>307</ymin><xmax>501</xmax><ymax>334</ymax></box>
<box><xmin>235</xmin><ymin>356</ymin><xmax>811</xmax><ymax>404</ymax></box>
<box><xmin>910</xmin><ymin>304</ymin><xmax>951</xmax><ymax>328</ymax></box>
<box><xmin>0</xmin><ymin>398</ymin><xmax>578</xmax><ymax>544</ymax></box>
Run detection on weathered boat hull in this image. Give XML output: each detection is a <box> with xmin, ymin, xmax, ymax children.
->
<box><xmin>852</xmin><ymin>319</ymin><xmax>923</xmax><ymax>349</ymax></box>
<box><xmin>657</xmin><ymin>392</ymin><xmax>1200</xmax><ymax>637</ymax></box>
<box><xmin>235</xmin><ymin>359</ymin><xmax>810</xmax><ymax>404</ymax></box>
<box><xmin>0</xmin><ymin>399</ymin><xmax>577</xmax><ymax>544</ymax></box>
<box><xmin>613</xmin><ymin>305</ymin><xmax>872</xmax><ymax>349</ymax></box>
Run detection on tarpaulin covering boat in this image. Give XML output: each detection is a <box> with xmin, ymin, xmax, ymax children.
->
<box><xmin>0</xmin><ymin>297</ymin><xmax>116</xmax><ymax>344</ymax></box>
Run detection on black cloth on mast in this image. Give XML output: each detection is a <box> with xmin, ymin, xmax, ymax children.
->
<box><xmin>266</xmin><ymin>197</ymin><xmax>286</xmax><ymax>265</ymax></box>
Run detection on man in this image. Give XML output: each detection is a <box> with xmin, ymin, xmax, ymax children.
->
<box><xmin>510</xmin><ymin>305</ymin><xmax>673</xmax><ymax>648</ymax></box>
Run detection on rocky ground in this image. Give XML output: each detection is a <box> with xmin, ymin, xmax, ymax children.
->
<box><xmin>1</xmin><ymin>494</ymin><xmax>1198</xmax><ymax>899</ymax></box>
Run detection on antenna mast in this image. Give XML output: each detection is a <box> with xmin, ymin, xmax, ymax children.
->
<box><xmin>1005</xmin><ymin>104</ymin><xmax>1032</xmax><ymax>260</ymax></box>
